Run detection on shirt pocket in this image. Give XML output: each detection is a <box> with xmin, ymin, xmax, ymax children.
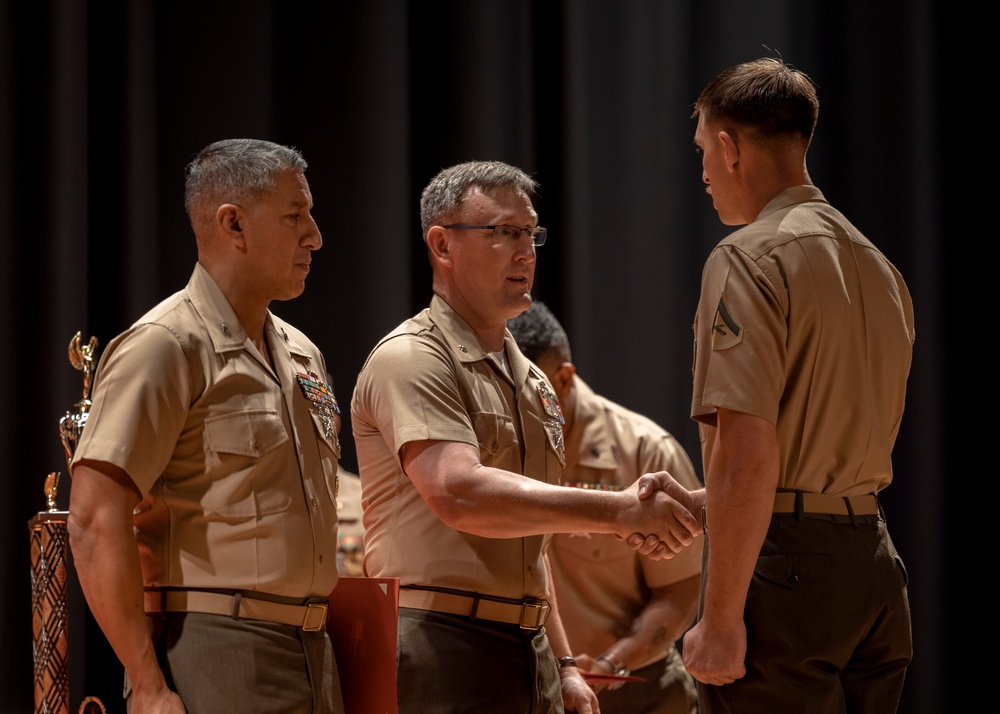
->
<box><xmin>204</xmin><ymin>408</ymin><xmax>292</xmax><ymax>517</ymax></box>
<box><xmin>470</xmin><ymin>411</ymin><xmax>518</xmax><ymax>468</ymax></box>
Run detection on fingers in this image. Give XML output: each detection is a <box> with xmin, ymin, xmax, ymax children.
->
<box><xmin>635</xmin><ymin>470</ymin><xmax>672</xmax><ymax>499</ymax></box>
<box><xmin>630</xmin><ymin>475</ymin><xmax>703</xmax><ymax>538</ymax></box>
<box><xmin>625</xmin><ymin>533</ymin><xmax>673</xmax><ymax>559</ymax></box>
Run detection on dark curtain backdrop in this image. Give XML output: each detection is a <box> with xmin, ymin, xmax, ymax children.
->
<box><xmin>1</xmin><ymin>1</ymin><xmax>950</xmax><ymax>712</ymax></box>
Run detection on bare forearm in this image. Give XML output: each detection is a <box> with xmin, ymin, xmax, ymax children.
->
<box><xmin>701</xmin><ymin>411</ymin><xmax>778</xmax><ymax>625</ymax></box>
<box><xmin>68</xmin><ymin>462</ymin><xmax>169</xmax><ymax>696</ymax></box>
<box><xmin>404</xmin><ymin>441</ymin><xmax>701</xmax><ymax>543</ymax></box>
<box><xmin>437</xmin><ymin>467</ymin><xmax>631</xmax><ymax>534</ymax></box>
<box><xmin>609</xmin><ymin>577</ymin><xmax>700</xmax><ymax>669</ymax></box>
<box><xmin>70</xmin><ymin>520</ymin><xmax>161</xmax><ymax>676</ymax></box>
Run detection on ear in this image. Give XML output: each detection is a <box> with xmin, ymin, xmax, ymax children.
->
<box><xmin>551</xmin><ymin>362</ymin><xmax>576</xmax><ymax>402</ymax></box>
<box><xmin>217</xmin><ymin>204</ymin><xmax>246</xmax><ymax>247</ymax></box>
<box><xmin>426</xmin><ymin>225</ymin><xmax>452</xmax><ymax>267</ymax></box>
<box><xmin>718</xmin><ymin>130</ymin><xmax>740</xmax><ymax>172</ymax></box>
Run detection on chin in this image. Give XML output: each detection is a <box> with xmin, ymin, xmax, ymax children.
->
<box><xmin>276</xmin><ymin>283</ymin><xmax>307</xmax><ymax>302</ymax></box>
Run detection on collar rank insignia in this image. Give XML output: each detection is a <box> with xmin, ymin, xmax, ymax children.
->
<box><xmin>536</xmin><ymin>382</ymin><xmax>565</xmax><ymax>425</ymax></box>
<box><xmin>296</xmin><ymin>370</ymin><xmax>340</xmax><ymax>437</ymax></box>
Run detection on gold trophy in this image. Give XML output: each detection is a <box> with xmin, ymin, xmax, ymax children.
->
<box><xmin>59</xmin><ymin>332</ymin><xmax>98</xmax><ymax>476</ymax></box>
<box><xmin>29</xmin><ymin>332</ymin><xmax>105</xmax><ymax>714</ymax></box>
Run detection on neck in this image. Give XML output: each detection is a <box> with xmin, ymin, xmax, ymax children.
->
<box><xmin>433</xmin><ymin>288</ymin><xmax>509</xmax><ymax>352</ymax></box>
<box><xmin>200</xmin><ymin>260</ymin><xmax>269</xmax><ymax>342</ymax></box>
<box><xmin>742</xmin><ymin>152</ymin><xmax>811</xmax><ymax>222</ymax></box>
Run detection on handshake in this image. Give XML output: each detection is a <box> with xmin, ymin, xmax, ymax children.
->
<box><xmin>615</xmin><ymin>471</ymin><xmax>707</xmax><ymax>560</ymax></box>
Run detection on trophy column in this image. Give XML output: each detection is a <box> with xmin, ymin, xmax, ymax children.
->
<box><xmin>28</xmin><ymin>504</ymin><xmax>70</xmax><ymax>714</ymax></box>
<box><xmin>28</xmin><ymin>333</ymin><xmax>105</xmax><ymax>714</ymax></box>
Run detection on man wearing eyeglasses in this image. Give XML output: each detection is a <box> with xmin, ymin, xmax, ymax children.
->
<box><xmin>351</xmin><ymin>160</ymin><xmax>703</xmax><ymax>714</ymax></box>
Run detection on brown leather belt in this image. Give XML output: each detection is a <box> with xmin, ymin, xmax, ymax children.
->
<box><xmin>398</xmin><ymin>588</ymin><xmax>551</xmax><ymax>631</ymax></box>
<box><xmin>773</xmin><ymin>492</ymin><xmax>879</xmax><ymax>516</ymax></box>
<box><xmin>144</xmin><ymin>590</ymin><xmax>329</xmax><ymax>632</ymax></box>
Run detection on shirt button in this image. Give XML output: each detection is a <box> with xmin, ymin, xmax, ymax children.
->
<box><xmin>312</xmin><ymin>497</ymin><xmax>318</xmax><ymax>510</ymax></box>
<box><xmin>251</xmin><ymin>440</ymin><xmax>260</xmax><ymax>452</ymax></box>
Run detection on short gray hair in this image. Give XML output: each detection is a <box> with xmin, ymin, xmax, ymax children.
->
<box><xmin>184</xmin><ymin>138</ymin><xmax>308</xmax><ymax>220</ymax></box>
<box><xmin>419</xmin><ymin>160</ymin><xmax>538</xmax><ymax>238</ymax></box>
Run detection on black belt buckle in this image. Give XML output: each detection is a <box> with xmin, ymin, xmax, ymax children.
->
<box><xmin>519</xmin><ymin>599</ymin><xmax>550</xmax><ymax>631</ymax></box>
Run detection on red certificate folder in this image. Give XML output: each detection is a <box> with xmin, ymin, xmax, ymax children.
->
<box><xmin>328</xmin><ymin>576</ymin><xmax>400</xmax><ymax>714</ymax></box>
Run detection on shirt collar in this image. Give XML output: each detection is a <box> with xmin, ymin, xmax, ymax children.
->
<box><xmin>755</xmin><ymin>185</ymin><xmax>827</xmax><ymax>223</ymax></box>
<box><xmin>185</xmin><ymin>262</ymin><xmax>311</xmax><ymax>362</ymax></box>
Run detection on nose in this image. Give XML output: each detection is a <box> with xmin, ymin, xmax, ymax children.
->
<box><xmin>302</xmin><ymin>214</ymin><xmax>322</xmax><ymax>250</ymax></box>
<box><xmin>514</xmin><ymin>234</ymin><xmax>536</xmax><ymax>261</ymax></box>
<box><xmin>702</xmin><ymin>169</ymin><xmax>710</xmax><ymax>185</ymax></box>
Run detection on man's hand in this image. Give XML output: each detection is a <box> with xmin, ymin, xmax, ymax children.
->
<box><xmin>128</xmin><ymin>685</ymin><xmax>188</xmax><ymax>713</ymax></box>
<box><xmin>682</xmin><ymin>616</ymin><xmax>747</xmax><ymax>685</ymax></box>
<box><xmin>560</xmin><ymin>667</ymin><xmax>600</xmax><ymax>714</ymax></box>
<box><xmin>621</xmin><ymin>472</ymin><xmax>706</xmax><ymax>559</ymax></box>
<box><xmin>612</xmin><ymin>477</ymin><xmax>701</xmax><ymax>558</ymax></box>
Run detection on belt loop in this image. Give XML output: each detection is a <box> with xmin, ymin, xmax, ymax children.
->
<box><xmin>470</xmin><ymin>593</ymin><xmax>481</xmax><ymax>619</ymax></box>
<box><xmin>231</xmin><ymin>592</ymin><xmax>242</xmax><ymax>620</ymax></box>
<box><xmin>794</xmin><ymin>490</ymin><xmax>804</xmax><ymax>521</ymax></box>
<box><xmin>844</xmin><ymin>496</ymin><xmax>858</xmax><ymax>527</ymax></box>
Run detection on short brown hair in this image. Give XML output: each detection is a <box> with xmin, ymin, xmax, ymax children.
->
<box><xmin>693</xmin><ymin>57</ymin><xmax>819</xmax><ymax>147</ymax></box>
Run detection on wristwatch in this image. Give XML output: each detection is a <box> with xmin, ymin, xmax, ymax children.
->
<box><xmin>557</xmin><ymin>656</ymin><xmax>578</xmax><ymax>669</ymax></box>
<box><xmin>596</xmin><ymin>652</ymin><xmax>630</xmax><ymax>678</ymax></box>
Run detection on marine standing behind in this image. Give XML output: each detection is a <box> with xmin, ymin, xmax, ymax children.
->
<box><xmin>509</xmin><ymin>301</ymin><xmax>701</xmax><ymax>714</ymax></box>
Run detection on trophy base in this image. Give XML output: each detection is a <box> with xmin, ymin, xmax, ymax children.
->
<box><xmin>29</xmin><ymin>510</ymin><xmax>69</xmax><ymax>528</ymax></box>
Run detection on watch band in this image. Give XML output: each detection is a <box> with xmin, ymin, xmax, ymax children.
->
<box><xmin>596</xmin><ymin>652</ymin><xmax>630</xmax><ymax>677</ymax></box>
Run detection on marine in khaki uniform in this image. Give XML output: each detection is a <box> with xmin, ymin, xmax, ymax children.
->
<box><xmin>636</xmin><ymin>58</ymin><xmax>914</xmax><ymax>713</ymax></box>
<box><xmin>68</xmin><ymin>139</ymin><xmax>344</xmax><ymax>714</ymax></box>
<box><xmin>351</xmin><ymin>160</ymin><xmax>702</xmax><ymax>714</ymax></box>
<box><xmin>509</xmin><ymin>301</ymin><xmax>700</xmax><ymax>714</ymax></box>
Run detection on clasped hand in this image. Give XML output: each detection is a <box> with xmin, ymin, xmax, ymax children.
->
<box><xmin>616</xmin><ymin>471</ymin><xmax>704</xmax><ymax>558</ymax></box>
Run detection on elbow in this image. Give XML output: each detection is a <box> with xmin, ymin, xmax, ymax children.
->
<box><xmin>67</xmin><ymin>506</ymin><xmax>100</xmax><ymax>557</ymax></box>
<box><xmin>424</xmin><ymin>491</ymin><xmax>470</xmax><ymax>531</ymax></box>
<box><xmin>67</xmin><ymin>512</ymin><xmax>95</xmax><ymax>566</ymax></box>
<box><xmin>424</xmin><ymin>487</ymin><xmax>492</xmax><ymax>534</ymax></box>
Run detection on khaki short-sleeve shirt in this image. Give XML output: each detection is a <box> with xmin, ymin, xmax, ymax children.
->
<box><xmin>549</xmin><ymin>376</ymin><xmax>702</xmax><ymax>667</ymax></box>
<box><xmin>72</xmin><ymin>263</ymin><xmax>342</xmax><ymax>598</ymax></box>
<box><xmin>351</xmin><ymin>295</ymin><xmax>566</xmax><ymax>599</ymax></box>
<box><xmin>692</xmin><ymin>186</ymin><xmax>915</xmax><ymax>495</ymax></box>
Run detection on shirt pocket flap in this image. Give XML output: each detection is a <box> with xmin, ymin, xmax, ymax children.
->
<box><xmin>205</xmin><ymin>409</ymin><xmax>288</xmax><ymax>457</ymax></box>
